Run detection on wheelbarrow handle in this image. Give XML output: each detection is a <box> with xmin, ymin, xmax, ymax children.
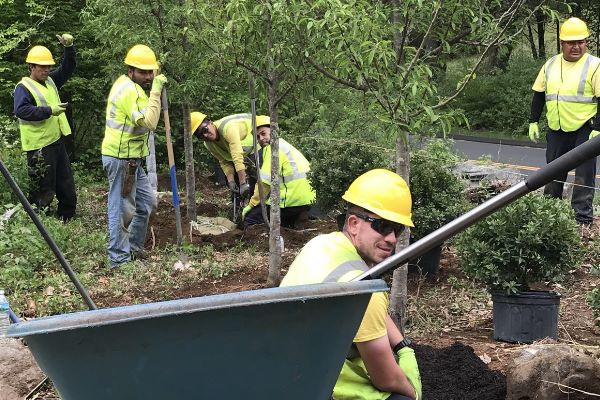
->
<box><xmin>354</xmin><ymin>134</ymin><xmax>600</xmax><ymax>281</ymax></box>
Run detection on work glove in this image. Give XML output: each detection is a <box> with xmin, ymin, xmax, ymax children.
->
<box><xmin>239</xmin><ymin>182</ymin><xmax>250</xmax><ymax>198</ymax></box>
<box><xmin>528</xmin><ymin>122</ymin><xmax>540</xmax><ymax>143</ymax></box>
<box><xmin>151</xmin><ymin>74</ymin><xmax>168</xmax><ymax>93</ymax></box>
<box><xmin>227</xmin><ymin>181</ymin><xmax>238</xmax><ymax>194</ymax></box>
<box><xmin>50</xmin><ymin>103</ymin><xmax>68</xmax><ymax>116</ymax></box>
<box><xmin>396</xmin><ymin>347</ymin><xmax>422</xmax><ymax>400</ymax></box>
<box><xmin>56</xmin><ymin>33</ymin><xmax>74</xmax><ymax>47</ymax></box>
<box><xmin>590</xmin><ymin>130</ymin><xmax>600</xmax><ymax>140</ymax></box>
<box><xmin>242</xmin><ymin>205</ymin><xmax>252</xmax><ymax>219</ymax></box>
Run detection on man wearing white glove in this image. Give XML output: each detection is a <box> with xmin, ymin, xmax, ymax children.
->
<box><xmin>13</xmin><ymin>34</ymin><xmax>77</xmax><ymax>222</ymax></box>
<box><xmin>528</xmin><ymin>17</ymin><xmax>600</xmax><ymax>225</ymax></box>
<box><xmin>101</xmin><ymin>44</ymin><xmax>167</xmax><ymax>268</ymax></box>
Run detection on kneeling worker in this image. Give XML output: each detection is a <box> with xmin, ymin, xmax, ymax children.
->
<box><xmin>242</xmin><ymin>116</ymin><xmax>315</xmax><ymax>229</ymax></box>
<box><xmin>280</xmin><ymin>169</ymin><xmax>422</xmax><ymax>400</ymax></box>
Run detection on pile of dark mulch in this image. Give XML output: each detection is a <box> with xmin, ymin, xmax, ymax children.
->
<box><xmin>414</xmin><ymin>342</ymin><xmax>506</xmax><ymax>400</ymax></box>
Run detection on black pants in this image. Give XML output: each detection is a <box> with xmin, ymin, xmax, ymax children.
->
<box><xmin>244</xmin><ymin>204</ymin><xmax>310</xmax><ymax>228</ymax></box>
<box><xmin>26</xmin><ymin>138</ymin><xmax>77</xmax><ymax>220</ymax></box>
<box><xmin>544</xmin><ymin>124</ymin><xmax>595</xmax><ymax>224</ymax></box>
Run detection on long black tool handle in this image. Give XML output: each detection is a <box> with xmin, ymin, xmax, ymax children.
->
<box><xmin>0</xmin><ymin>158</ymin><xmax>97</xmax><ymax>310</ymax></box>
<box><xmin>354</xmin><ymin>134</ymin><xmax>600</xmax><ymax>281</ymax></box>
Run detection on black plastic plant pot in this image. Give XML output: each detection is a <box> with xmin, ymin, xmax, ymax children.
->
<box><xmin>408</xmin><ymin>243</ymin><xmax>442</xmax><ymax>276</ymax></box>
<box><xmin>490</xmin><ymin>290</ymin><xmax>560</xmax><ymax>343</ymax></box>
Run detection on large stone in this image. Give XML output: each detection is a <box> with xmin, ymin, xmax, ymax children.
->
<box><xmin>506</xmin><ymin>344</ymin><xmax>600</xmax><ymax>400</ymax></box>
<box><xmin>0</xmin><ymin>338</ymin><xmax>45</xmax><ymax>400</ymax></box>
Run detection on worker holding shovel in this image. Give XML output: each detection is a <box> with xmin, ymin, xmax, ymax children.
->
<box><xmin>281</xmin><ymin>169</ymin><xmax>422</xmax><ymax>400</ymax></box>
<box><xmin>241</xmin><ymin>115</ymin><xmax>316</xmax><ymax>229</ymax></box>
<box><xmin>101</xmin><ymin>44</ymin><xmax>167</xmax><ymax>269</ymax></box>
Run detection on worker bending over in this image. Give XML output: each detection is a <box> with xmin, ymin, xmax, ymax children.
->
<box><xmin>190</xmin><ymin>112</ymin><xmax>257</xmax><ymax>198</ymax></box>
<box><xmin>281</xmin><ymin>169</ymin><xmax>421</xmax><ymax>400</ymax></box>
<box><xmin>101</xmin><ymin>44</ymin><xmax>167</xmax><ymax>268</ymax></box>
<box><xmin>242</xmin><ymin>115</ymin><xmax>315</xmax><ymax>229</ymax></box>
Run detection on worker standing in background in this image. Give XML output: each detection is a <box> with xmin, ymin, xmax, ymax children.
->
<box><xmin>281</xmin><ymin>169</ymin><xmax>422</xmax><ymax>400</ymax></box>
<box><xmin>189</xmin><ymin>112</ymin><xmax>256</xmax><ymax>198</ymax></box>
<box><xmin>13</xmin><ymin>34</ymin><xmax>77</xmax><ymax>222</ymax></box>
<box><xmin>101</xmin><ymin>44</ymin><xmax>167</xmax><ymax>269</ymax></box>
<box><xmin>528</xmin><ymin>17</ymin><xmax>600</xmax><ymax>226</ymax></box>
<box><xmin>242</xmin><ymin>115</ymin><xmax>315</xmax><ymax>229</ymax></box>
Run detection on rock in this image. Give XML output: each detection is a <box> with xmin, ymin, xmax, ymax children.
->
<box><xmin>506</xmin><ymin>344</ymin><xmax>600</xmax><ymax>400</ymax></box>
<box><xmin>0</xmin><ymin>338</ymin><xmax>45</xmax><ymax>400</ymax></box>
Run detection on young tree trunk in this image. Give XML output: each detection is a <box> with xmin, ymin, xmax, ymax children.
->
<box><xmin>527</xmin><ymin>22</ymin><xmax>538</xmax><ymax>59</ymax></box>
<box><xmin>536</xmin><ymin>11</ymin><xmax>546</xmax><ymax>60</ymax></box>
<box><xmin>390</xmin><ymin>134</ymin><xmax>410</xmax><ymax>330</ymax></box>
<box><xmin>265</xmin><ymin>8</ymin><xmax>283</xmax><ymax>287</ymax></box>
<box><xmin>182</xmin><ymin>102</ymin><xmax>196</xmax><ymax>222</ymax></box>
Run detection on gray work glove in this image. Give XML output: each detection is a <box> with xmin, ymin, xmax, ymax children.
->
<box><xmin>50</xmin><ymin>103</ymin><xmax>68</xmax><ymax>116</ymax></box>
<box><xmin>239</xmin><ymin>182</ymin><xmax>250</xmax><ymax>198</ymax></box>
<box><xmin>56</xmin><ymin>33</ymin><xmax>74</xmax><ymax>47</ymax></box>
<box><xmin>227</xmin><ymin>181</ymin><xmax>238</xmax><ymax>194</ymax></box>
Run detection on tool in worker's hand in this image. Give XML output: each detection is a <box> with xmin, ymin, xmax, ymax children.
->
<box><xmin>121</xmin><ymin>159</ymin><xmax>137</xmax><ymax>198</ymax></box>
<box><xmin>161</xmin><ymin>87</ymin><xmax>183</xmax><ymax>246</ymax></box>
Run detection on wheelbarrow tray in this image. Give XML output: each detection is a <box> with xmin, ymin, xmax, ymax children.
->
<box><xmin>8</xmin><ymin>280</ymin><xmax>387</xmax><ymax>400</ymax></box>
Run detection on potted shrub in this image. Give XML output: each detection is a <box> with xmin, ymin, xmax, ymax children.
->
<box><xmin>455</xmin><ymin>193</ymin><xmax>582</xmax><ymax>343</ymax></box>
<box><xmin>409</xmin><ymin>139</ymin><xmax>469</xmax><ymax>275</ymax></box>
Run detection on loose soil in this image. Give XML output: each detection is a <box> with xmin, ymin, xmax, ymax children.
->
<box><xmin>25</xmin><ymin>172</ymin><xmax>600</xmax><ymax>399</ymax></box>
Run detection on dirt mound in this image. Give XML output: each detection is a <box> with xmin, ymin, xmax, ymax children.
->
<box><xmin>415</xmin><ymin>342</ymin><xmax>506</xmax><ymax>399</ymax></box>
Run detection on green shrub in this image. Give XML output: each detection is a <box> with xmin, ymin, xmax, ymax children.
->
<box><xmin>443</xmin><ymin>55</ymin><xmax>545</xmax><ymax>135</ymax></box>
<box><xmin>455</xmin><ymin>193</ymin><xmax>582</xmax><ymax>293</ymax></box>
<box><xmin>410</xmin><ymin>139</ymin><xmax>469</xmax><ymax>239</ymax></box>
<box><xmin>587</xmin><ymin>288</ymin><xmax>600</xmax><ymax>326</ymax></box>
<box><xmin>306</xmin><ymin>136</ymin><xmax>390</xmax><ymax>213</ymax></box>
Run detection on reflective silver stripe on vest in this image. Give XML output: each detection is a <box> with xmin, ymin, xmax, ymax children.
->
<box><xmin>18</xmin><ymin>78</ymin><xmax>55</xmax><ymax>125</ymax></box>
<box><xmin>217</xmin><ymin>113</ymin><xmax>251</xmax><ymax>129</ymax></box>
<box><xmin>323</xmin><ymin>260</ymin><xmax>369</xmax><ymax>282</ymax></box>
<box><xmin>261</xmin><ymin>140</ymin><xmax>307</xmax><ymax>183</ymax></box>
<box><xmin>545</xmin><ymin>54</ymin><xmax>598</xmax><ymax>103</ymax></box>
<box><xmin>106</xmin><ymin>78</ymin><xmax>148</xmax><ymax>134</ymax></box>
<box><xmin>20</xmin><ymin>79</ymin><xmax>49</xmax><ymax>107</ymax></box>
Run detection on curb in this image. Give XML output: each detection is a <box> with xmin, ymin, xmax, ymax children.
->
<box><xmin>447</xmin><ymin>134</ymin><xmax>546</xmax><ymax>149</ymax></box>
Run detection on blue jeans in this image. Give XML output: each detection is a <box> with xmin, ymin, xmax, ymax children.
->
<box><xmin>102</xmin><ymin>156</ymin><xmax>156</xmax><ymax>265</ymax></box>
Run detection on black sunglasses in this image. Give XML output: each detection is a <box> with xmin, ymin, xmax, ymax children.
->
<box><xmin>350</xmin><ymin>212</ymin><xmax>406</xmax><ymax>237</ymax></box>
<box><xmin>195</xmin><ymin>121</ymin><xmax>211</xmax><ymax>138</ymax></box>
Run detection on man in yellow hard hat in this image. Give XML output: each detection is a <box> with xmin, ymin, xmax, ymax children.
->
<box><xmin>101</xmin><ymin>44</ymin><xmax>168</xmax><ymax>268</ymax></box>
<box><xmin>241</xmin><ymin>115</ymin><xmax>316</xmax><ymax>229</ymax></box>
<box><xmin>281</xmin><ymin>169</ymin><xmax>422</xmax><ymax>400</ymax></box>
<box><xmin>528</xmin><ymin>17</ymin><xmax>600</xmax><ymax>225</ymax></box>
<box><xmin>190</xmin><ymin>111</ymin><xmax>256</xmax><ymax>198</ymax></box>
<box><xmin>13</xmin><ymin>34</ymin><xmax>77</xmax><ymax>221</ymax></box>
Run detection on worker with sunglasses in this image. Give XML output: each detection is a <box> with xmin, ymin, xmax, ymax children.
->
<box><xmin>281</xmin><ymin>169</ymin><xmax>421</xmax><ymax>400</ymax></box>
<box><xmin>189</xmin><ymin>111</ymin><xmax>256</xmax><ymax>198</ymax></box>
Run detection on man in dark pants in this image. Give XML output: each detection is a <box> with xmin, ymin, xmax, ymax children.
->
<box><xmin>13</xmin><ymin>34</ymin><xmax>77</xmax><ymax>221</ymax></box>
<box><xmin>528</xmin><ymin>17</ymin><xmax>600</xmax><ymax>225</ymax></box>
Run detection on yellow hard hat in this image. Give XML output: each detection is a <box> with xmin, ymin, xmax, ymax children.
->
<box><xmin>560</xmin><ymin>17</ymin><xmax>589</xmax><ymax>41</ymax></box>
<box><xmin>25</xmin><ymin>46</ymin><xmax>55</xmax><ymax>65</ymax></box>
<box><xmin>255</xmin><ymin>115</ymin><xmax>270</xmax><ymax>128</ymax></box>
<box><xmin>342</xmin><ymin>169</ymin><xmax>414</xmax><ymax>227</ymax></box>
<box><xmin>190</xmin><ymin>111</ymin><xmax>208</xmax><ymax>134</ymax></box>
<box><xmin>124</xmin><ymin>44</ymin><xmax>159</xmax><ymax>70</ymax></box>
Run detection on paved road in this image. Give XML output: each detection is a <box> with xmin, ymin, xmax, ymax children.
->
<box><xmin>453</xmin><ymin>138</ymin><xmax>600</xmax><ymax>187</ymax></box>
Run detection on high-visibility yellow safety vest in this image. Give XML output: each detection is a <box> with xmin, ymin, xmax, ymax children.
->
<box><xmin>542</xmin><ymin>53</ymin><xmax>600</xmax><ymax>132</ymax></box>
<box><xmin>203</xmin><ymin>113</ymin><xmax>256</xmax><ymax>175</ymax></box>
<box><xmin>281</xmin><ymin>232</ymin><xmax>407</xmax><ymax>400</ymax></box>
<box><xmin>17</xmin><ymin>77</ymin><xmax>71</xmax><ymax>151</ymax></box>
<box><xmin>102</xmin><ymin>75</ymin><xmax>150</xmax><ymax>159</ymax></box>
<box><xmin>259</xmin><ymin>138</ymin><xmax>315</xmax><ymax>208</ymax></box>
